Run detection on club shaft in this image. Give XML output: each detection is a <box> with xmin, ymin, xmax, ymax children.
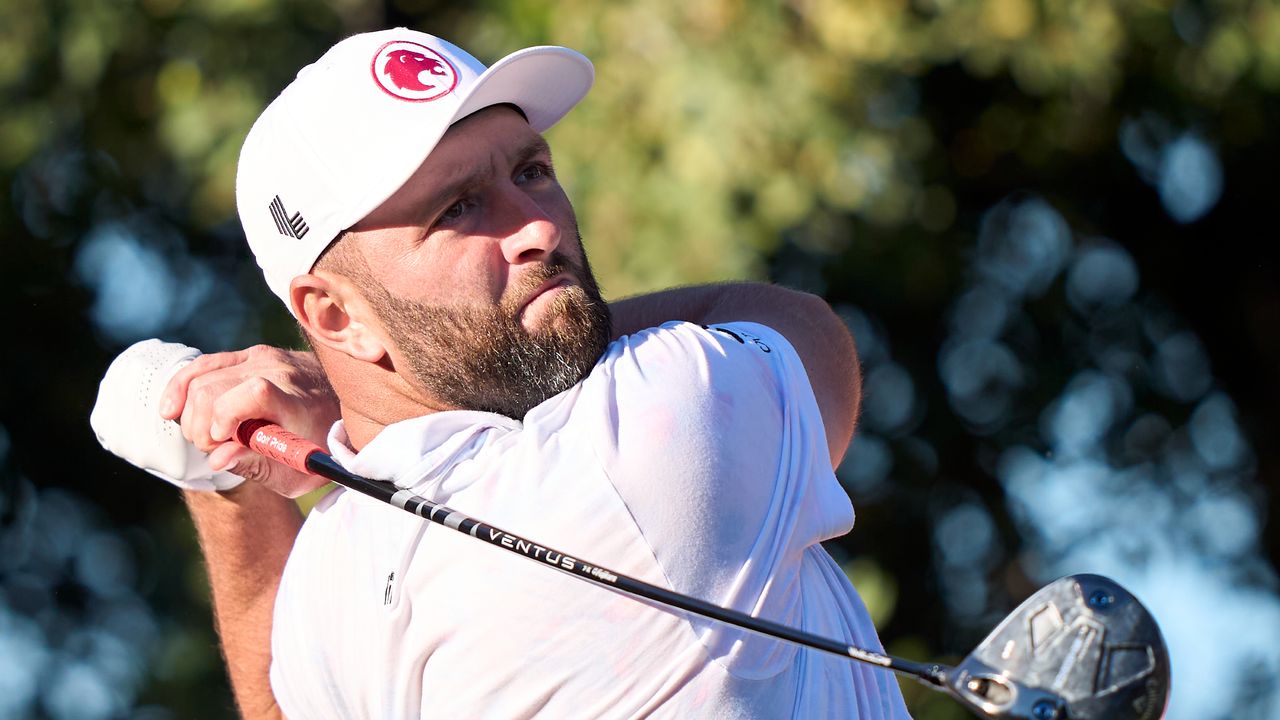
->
<box><xmin>239</xmin><ymin>420</ymin><xmax>947</xmax><ymax>686</ymax></box>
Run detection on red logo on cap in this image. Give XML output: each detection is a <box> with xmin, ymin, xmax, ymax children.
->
<box><xmin>371</xmin><ymin>41</ymin><xmax>458</xmax><ymax>102</ymax></box>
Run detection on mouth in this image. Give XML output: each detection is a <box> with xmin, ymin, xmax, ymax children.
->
<box><xmin>516</xmin><ymin>274</ymin><xmax>573</xmax><ymax>325</ymax></box>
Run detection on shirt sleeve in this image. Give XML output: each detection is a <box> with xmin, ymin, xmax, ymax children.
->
<box><xmin>587</xmin><ymin>321</ymin><xmax>855</xmax><ymax>678</ymax></box>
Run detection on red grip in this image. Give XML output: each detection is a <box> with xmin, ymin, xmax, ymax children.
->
<box><xmin>235</xmin><ymin>419</ymin><xmax>322</xmax><ymax>473</ymax></box>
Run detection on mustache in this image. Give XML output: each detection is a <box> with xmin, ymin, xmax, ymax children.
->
<box><xmin>502</xmin><ymin>251</ymin><xmax>580</xmax><ymax>310</ymax></box>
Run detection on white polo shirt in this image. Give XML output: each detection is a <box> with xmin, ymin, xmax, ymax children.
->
<box><xmin>270</xmin><ymin>321</ymin><xmax>910</xmax><ymax>719</ymax></box>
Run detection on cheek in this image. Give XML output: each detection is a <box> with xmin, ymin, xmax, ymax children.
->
<box><xmin>373</xmin><ymin>247</ymin><xmax>440</xmax><ymax>299</ymax></box>
<box><xmin>546</xmin><ymin>187</ymin><xmax>579</xmax><ymax>233</ymax></box>
<box><xmin>436</xmin><ymin>268</ymin><xmax>501</xmax><ymax>310</ymax></box>
<box><xmin>396</xmin><ymin>242</ymin><xmax>503</xmax><ymax>307</ymax></box>
<box><xmin>541</xmin><ymin>193</ymin><xmax>584</xmax><ymax>254</ymax></box>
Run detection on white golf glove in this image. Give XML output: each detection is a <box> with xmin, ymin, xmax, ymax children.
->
<box><xmin>90</xmin><ymin>339</ymin><xmax>245</xmax><ymax>492</ymax></box>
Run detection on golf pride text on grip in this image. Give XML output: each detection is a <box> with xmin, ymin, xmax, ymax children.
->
<box><xmin>235</xmin><ymin>420</ymin><xmax>319</xmax><ymax>473</ymax></box>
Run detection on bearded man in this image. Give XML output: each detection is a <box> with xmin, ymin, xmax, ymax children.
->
<box><xmin>93</xmin><ymin>28</ymin><xmax>911</xmax><ymax>719</ymax></box>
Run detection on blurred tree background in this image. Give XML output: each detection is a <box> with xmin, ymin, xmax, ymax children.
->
<box><xmin>2</xmin><ymin>0</ymin><xmax>1277</xmax><ymax>717</ymax></box>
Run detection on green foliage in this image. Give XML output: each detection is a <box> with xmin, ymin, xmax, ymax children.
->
<box><xmin>843</xmin><ymin>555</ymin><xmax>899</xmax><ymax>627</ymax></box>
<box><xmin>439</xmin><ymin>0</ymin><xmax>1280</xmax><ymax>298</ymax></box>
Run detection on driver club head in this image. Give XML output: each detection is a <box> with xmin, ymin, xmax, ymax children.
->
<box><xmin>942</xmin><ymin>574</ymin><xmax>1170</xmax><ymax>720</ymax></box>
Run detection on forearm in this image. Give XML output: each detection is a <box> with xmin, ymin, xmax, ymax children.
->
<box><xmin>608</xmin><ymin>282</ymin><xmax>824</xmax><ymax>335</ymax></box>
<box><xmin>609</xmin><ymin>282</ymin><xmax>860</xmax><ymax>465</ymax></box>
<box><xmin>608</xmin><ymin>282</ymin><xmax>750</xmax><ymax>338</ymax></box>
<box><xmin>185</xmin><ymin>484</ymin><xmax>304</xmax><ymax>720</ymax></box>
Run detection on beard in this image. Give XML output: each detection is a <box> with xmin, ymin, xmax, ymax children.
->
<box><xmin>369</xmin><ymin>249</ymin><xmax>613</xmax><ymax>419</ymax></box>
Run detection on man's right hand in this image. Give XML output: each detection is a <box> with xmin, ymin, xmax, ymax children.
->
<box><xmin>160</xmin><ymin>344</ymin><xmax>340</xmax><ymax>498</ymax></box>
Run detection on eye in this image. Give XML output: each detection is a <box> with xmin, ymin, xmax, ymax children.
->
<box><xmin>437</xmin><ymin>199</ymin><xmax>471</xmax><ymax>225</ymax></box>
<box><xmin>516</xmin><ymin>162</ymin><xmax>554</xmax><ymax>185</ymax></box>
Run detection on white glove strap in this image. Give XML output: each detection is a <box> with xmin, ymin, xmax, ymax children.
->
<box><xmin>91</xmin><ymin>339</ymin><xmax>245</xmax><ymax>492</ymax></box>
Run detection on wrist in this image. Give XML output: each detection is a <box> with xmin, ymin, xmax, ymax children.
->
<box><xmin>183</xmin><ymin>479</ymin><xmax>289</xmax><ymax>513</ymax></box>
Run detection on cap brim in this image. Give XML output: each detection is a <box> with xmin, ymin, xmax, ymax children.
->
<box><xmin>451</xmin><ymin>46</ymin><xmax>594</xmax><ymax>133</ymax></box>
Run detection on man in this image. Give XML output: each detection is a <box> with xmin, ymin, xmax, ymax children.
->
<box><xmin>94</xmin><ymin>28</ymin><xmax>910</xmax><ymax>718</ymax></box>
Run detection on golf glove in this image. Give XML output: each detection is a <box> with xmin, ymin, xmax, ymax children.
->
<box><xmin>91</xmin><ymin>339</ymin><xmax>245</xmax><ymax>492</ymax></box>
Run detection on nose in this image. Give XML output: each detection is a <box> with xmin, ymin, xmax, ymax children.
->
<box><xmin>497</xmin><ymin>188</ymin><xmax>561</xmax><ymax>265</ymax></box>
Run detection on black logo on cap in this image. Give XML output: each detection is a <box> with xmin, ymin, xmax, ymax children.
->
<box><xmin>269</xmin><ymin>195</ymin><xmax>309</xmax><ymax>239</ymax></box>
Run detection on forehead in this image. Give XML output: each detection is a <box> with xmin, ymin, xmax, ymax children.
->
<box><xmin>422</xmin><ymin>105</ymin><xmax>543</xmax><ymax>173</ymax></box>
<box><xmin>360</xmin><ymin>104</ymin><xmax>540</xmax><ymax>221</ymax></box>
<box><xmin>354</xmin><ymin>106</ymin><xmax>543</xmax><ymax>230</ymax></box>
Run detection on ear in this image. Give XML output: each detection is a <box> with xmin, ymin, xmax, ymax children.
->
<box><xmin>290</xmin><ymin>273</ymin><xmax>388</xmax><ymax>363</ymax></box>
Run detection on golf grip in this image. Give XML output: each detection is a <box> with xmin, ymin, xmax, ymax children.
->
<box><xmin>235</xmin><ymin>419</ymin><xmax>946</xmax><ymax>686</ymax></box>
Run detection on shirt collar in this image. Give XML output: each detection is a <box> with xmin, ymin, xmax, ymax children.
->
<box><xmin>327</xmin><ymin>410</ymin><xmax>521</xmax><ymax>491</ymax></box>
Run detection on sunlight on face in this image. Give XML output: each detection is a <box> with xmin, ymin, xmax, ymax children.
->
<box><xmin>334</xmin><ymin>107</ymin><xmax>614</xmax><ymax>417</ymax></box>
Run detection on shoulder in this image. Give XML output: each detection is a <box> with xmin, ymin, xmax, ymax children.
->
<box><xmin>596</xmin><ymin>320</ymin><xmax>805</xmax><ymax>397</ymax></box>
<box><xmin>562</xmin><ymin>320</ymin><xmax>820</xmax><ymax>464</ymax></box>
<box><xmin>618</xmin><ymin>319</ymin><xmax>794</xmax><ymax>356</ymax></box>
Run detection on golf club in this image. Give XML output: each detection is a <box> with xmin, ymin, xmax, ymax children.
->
<box><xmin>237</xmin><ymin>419</ymin><xmax>1171</xmax><ymax>719</ymax></box>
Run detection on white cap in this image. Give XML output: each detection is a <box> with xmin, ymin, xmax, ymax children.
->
<box><xmin>236</xmin><ymin>28</ymin><xmax>594</xmax><ymax>311</ymax></box>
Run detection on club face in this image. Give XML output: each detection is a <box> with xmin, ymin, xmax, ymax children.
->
<box><xmin>942</xmin><ymin>574</ymin><xmax>1170</xmax><ymax>720</ymax></box>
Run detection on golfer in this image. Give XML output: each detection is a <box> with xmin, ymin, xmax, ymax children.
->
<box><xmin>97</xmin><ymin>28</ymin><xmax>911</xmax><ymax>719</ymax></box>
